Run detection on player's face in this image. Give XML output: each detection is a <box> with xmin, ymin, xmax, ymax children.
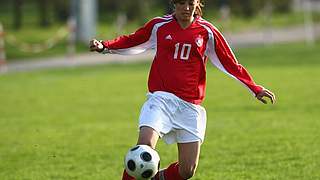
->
<box><xmin>174</xmin><ymin>0</ymin><xmax>199</xmax><ymax>22</ymax></box>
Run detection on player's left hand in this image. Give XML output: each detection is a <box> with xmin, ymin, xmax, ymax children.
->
<box><xmin>256</xmin><ymin>88</ymin><xmax>276</xmax><ymax>104</ymax></box>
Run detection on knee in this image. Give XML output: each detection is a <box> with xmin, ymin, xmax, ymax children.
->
<box><xmin>179</xmin><ymin>163</ymin><xmax>198</xmax><ymax>179</ymax></box>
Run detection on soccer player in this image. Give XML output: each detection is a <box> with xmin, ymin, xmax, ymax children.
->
<box><xmin>90</xmin><ymin>0</ymin><xmax>276</xmax><ymax>179</ymax></box>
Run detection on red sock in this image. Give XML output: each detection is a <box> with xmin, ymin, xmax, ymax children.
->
<box><xmin>153</xmin><ymin>162</ymin><xmax>184</xmax><ymax>180</ymax></box>
<box><xmin>122</xmin><ymin>169</ymin><xmax>135</xmax><ymax>180</ymax></box>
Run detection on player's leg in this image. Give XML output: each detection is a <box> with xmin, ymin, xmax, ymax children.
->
<box><xmin>152</xmin><ymin>141</ymin><xmax>200</xmax><ymax>180</ymax></box>
<box><xmin>122</xmin><ymin>126</ymin><xmax>160</xmax><ymax>180</ymax></box>
<box><xmin>174</xmin><ymin>101</ymin><xmax>204</xmax><ymax>179</ymax></box>
<box><xmin>177</xmin><ymin>141</ymin><xmax>201</xmax><ymax>179</ymax></box>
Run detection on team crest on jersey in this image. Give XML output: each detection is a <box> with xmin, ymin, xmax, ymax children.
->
<box><xmin>195</xmin><ymin>36</ymin><xmax>203</xmax><ymax>47</ymax></box>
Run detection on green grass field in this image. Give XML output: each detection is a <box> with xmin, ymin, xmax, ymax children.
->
<box><xmin>0</xmin><ymin>42</ymin><xmax>319</xmax><ymax>179</ymax></box>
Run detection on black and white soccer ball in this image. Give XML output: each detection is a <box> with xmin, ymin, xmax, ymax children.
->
<box><xmin>124</xmin><ymin>145</ymin><xmax>160</xmax><ymax>179</ymax></box>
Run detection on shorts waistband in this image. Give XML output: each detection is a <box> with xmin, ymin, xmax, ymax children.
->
<box><xmin>148</xmin><ymin>91</ymin><xmax>202</xmax><ymax>109</ymax></box>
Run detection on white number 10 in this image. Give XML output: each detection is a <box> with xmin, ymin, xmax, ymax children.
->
<box><xmin>174</xmin><ymin>43</ymin><xmax>191</xmax><ymax>60</ymax></box>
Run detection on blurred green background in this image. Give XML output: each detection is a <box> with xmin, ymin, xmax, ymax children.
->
<box><xmin>0</xmin><ymin>0</ymin><xmax>320</xmax><ymax>60</ymax></box>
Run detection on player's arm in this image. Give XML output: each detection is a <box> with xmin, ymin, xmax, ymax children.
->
<box><xmin>206</xmin><ymin>27</ymin><xmax>275</xmax><ymax>104</ymax></box>
<box><xmin>90</xmin><ymin>19</ymin><xmax>158</xmax><ymax>55</ymax></box>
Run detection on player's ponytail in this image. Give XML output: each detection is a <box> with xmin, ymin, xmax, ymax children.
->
<box><xmin>195</xmin><ymin>0</ymin><xmax>204</xmax><ymax>17</ymax></box>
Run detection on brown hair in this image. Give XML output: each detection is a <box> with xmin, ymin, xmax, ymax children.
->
<box><xmin>172</xmin><ymin>0</ymin><xmax>204</xmax><ymax>16</ymax></box>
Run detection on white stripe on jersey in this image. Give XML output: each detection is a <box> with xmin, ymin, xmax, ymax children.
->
<box><xmin>198</xmin><ymin>20</ymin><xmax>256</xmax><ymax>96</ymax></box>
<box><xmin>199</xmin><ymin>18</ymin><xmax>238</xmax><ymax>62</ymax></box>
<box><xmin>108</xmin><ymin>17</ymin><xmax>173</xmax><ymax>55</ymax></box>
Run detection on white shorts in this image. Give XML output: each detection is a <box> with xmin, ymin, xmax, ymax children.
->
<box><xmin>138</xmin><ymin>91</ymin><xmax>207</xmax><ymax>144</ymax></box>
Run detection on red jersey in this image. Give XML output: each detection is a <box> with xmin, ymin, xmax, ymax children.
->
<box><xmin>102</xmin><ymin>15</ymin><xmax>263</xmax><ymax>104</ymax></box>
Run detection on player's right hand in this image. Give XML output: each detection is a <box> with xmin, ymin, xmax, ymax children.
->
<box><xmin>89</xmin><ymin>39</ymin><xmax>104</xmax><ymax>52</ymax></box>
<box><xmin>256</xmin><ymin>88</ymin><xmax>276</xmax><ymax>104</ymax></box>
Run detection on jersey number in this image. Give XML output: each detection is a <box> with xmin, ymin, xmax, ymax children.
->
<box><xmin>174</xmin><ymin>43</ymin><xmax>191</xmax><ymax>60</ymax></box>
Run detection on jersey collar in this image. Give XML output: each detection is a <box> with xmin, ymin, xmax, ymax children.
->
<box><xmin>172</xmin><ymin>14</ymin><xmax>200</xmax><ymax>30</ymax></box>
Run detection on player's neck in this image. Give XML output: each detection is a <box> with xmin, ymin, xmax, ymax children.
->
<box><xmin>175</xmin><ymin>15</ymin><xmax>195</xmax><ymax>29</ymax></box>
<box><xmin>177</xmin><ymin>17</ymin><xmax>194</xmax><ymax>29</ymax></box>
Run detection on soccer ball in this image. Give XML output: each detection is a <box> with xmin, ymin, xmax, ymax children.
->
<box><xmin>124</xmin><ymin>145</ymin><xmax>160</xmax><ymax>179</ymax></box>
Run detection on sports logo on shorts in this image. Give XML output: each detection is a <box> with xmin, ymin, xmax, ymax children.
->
<box><xmin>195</xmin><ymin>36</ymin><xmax>203</xmax><ymax>47</ymax></box>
